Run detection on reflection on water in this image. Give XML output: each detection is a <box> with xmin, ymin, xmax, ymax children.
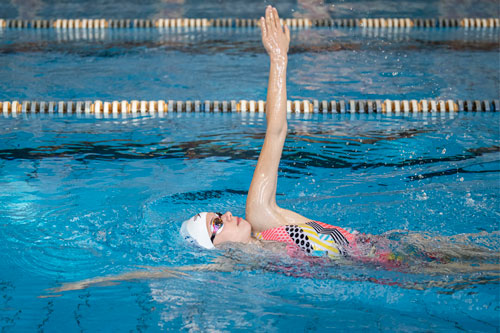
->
<box><xmin>2</xmin><ymin>28</ymin><xmax>497</xmax><ymax>101</ymax></box>
<box><xmin>0</xmin><ymin>122</ymin><xmax>497</xmax><ymax>182</ymax></box>
<box><xmin>0</xmin><ymin>28</ymin><xmax>498</xmax><ymax>56</ymax></box>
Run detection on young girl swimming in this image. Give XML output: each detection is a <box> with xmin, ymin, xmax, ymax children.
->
<box><xmin>49</xmin><ymin>6</ymin><xmax>499</xmax><ymax>294</ymax></box>
<box><xmin>179</xmin><ymin>6</ymin><xmax>499</xmax><ymax>269</ymax></box>
<box><xmin>180</xmin><ymin>6</ymin><xmax>387</xmax><ymax>263</ymax></box>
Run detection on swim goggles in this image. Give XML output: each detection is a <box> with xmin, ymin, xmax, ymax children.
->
<box><xmin>210</xmin><ymin>212</ymin><xmax>224</xmax><ymax>243</ymax></box>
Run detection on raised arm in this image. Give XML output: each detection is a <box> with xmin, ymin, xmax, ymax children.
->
<box><xmin>246</xmin><ymin>6</ymin><xmax>311</xmax><ymax>232</ymax></box>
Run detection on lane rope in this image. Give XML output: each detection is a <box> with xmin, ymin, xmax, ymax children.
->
<box><xmin>1</xmin><ymin>99</ymin><xmax>498</xmax><ymax>116</ymax></box>
<box><xmin>0</xmin><ymin>18</ymin><xmax>498</xmax><ymax>29</ymax></box>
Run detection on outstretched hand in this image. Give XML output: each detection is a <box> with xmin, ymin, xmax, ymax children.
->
<box><xmin>260</xmin><ymin>6</ymin><xmax>290</xmax><ymax>62</ymax></box>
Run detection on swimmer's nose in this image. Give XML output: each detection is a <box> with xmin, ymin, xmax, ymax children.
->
<box><xmin>223</xmin><ymin>211</ymin><xmax>233</xmax><ymax>223</ymax></box>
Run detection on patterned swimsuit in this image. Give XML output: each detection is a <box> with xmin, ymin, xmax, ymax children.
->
<box><xmin>254</xmin><ymin>221</ymin><xmax>356</xmax><ymax>258</ymax></box>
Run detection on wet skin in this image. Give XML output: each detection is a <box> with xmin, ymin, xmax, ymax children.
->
<box><xmin>206</xmin><ymin>212</ymin><xmax>252</xmax><ymax>245</ymax></box>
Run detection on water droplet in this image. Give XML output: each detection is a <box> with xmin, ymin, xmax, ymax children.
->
<box><xmin>417</xmin><ymin>191</ymin><xmax>428</xmax><ymax>201</ymax></box>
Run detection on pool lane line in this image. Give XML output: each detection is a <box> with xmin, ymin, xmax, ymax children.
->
<box><xmin>0</xmin><ymin>18</ymin><xmax>499</xmax><ymax>29</ymax></box>
<box><xmin>1</xmin><ymin>99</ymin><xmax>498</xmax><ymax>116</ymax></box>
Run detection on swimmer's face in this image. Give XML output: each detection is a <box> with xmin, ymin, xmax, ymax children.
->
<box><xmin>206</xmin><ymin>211</ymin><xmax>252</xmax><ymax>246</ymax></box>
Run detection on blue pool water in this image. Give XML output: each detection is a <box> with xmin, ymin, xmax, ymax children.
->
<box><xmin>0</xmin><ymin>28</ymin><xmax>498</xmax><ymax>101</ymax></box>
<box><xmin>1</xmin><ymin>0</ymin><xmax>499</xmax><ymax>331</ymax></box>
<box><xmin>1</xmin><ymin>112</ymin><xmax>499</xmax><ymax>331</ymax></box>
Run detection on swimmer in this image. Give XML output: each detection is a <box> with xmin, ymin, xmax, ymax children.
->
<box><xmin>179</xmin><ymin>6</ymin><xmax>499</xmax><ymax>268</ymax></box>
<box><xmin>179</xmin><ymin>6</ymin><xmax>403</xmax><ymax>264</ymax></box>
<box><xmin>181</xmin><ymin>6</ymin><xmax>357</xmax><ymax>259</ymax></box>
<box><xmin>47</xmin><ymin>7</ymin><xmax>499</xmax><ymax>295</ymax></box>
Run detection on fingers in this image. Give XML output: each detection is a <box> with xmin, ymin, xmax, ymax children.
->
<box><xmin>272</xmin><ymin>7</ymin><xmax>281</xmax><ymax>31</ymax></box>
<box><xmin>265</xmin><ymin>6</ymin><xmax>273</xmax><ymax>34</ymax></box>
<box><xmin>260</xmin><ymin>16</ymin><xmax>267</xmax><ymax>39</ymax></box>
<box><xmin>263</xmin><ymin>5</ymin><xmax>290</xmax><ymax>53</ymax></box>
<box><xmin>265</xmin><ymin>6</ymin><xmax>285</xmax><ymax>35</ymax></box>
<box><xmin>284</xmin><ymin>24</ymin><xmax>290</xmax><ymax>41</ymax></box>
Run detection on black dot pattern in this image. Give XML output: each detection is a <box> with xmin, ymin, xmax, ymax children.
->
<box><xmin>285</xmin><ymin>225</ymin><xmax>313</xmax><ymax>254</ymax></box>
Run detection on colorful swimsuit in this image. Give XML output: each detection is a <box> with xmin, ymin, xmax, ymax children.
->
<box><xmin>254</xmin><ymin>221</ymin><xmax>405</xmax><ymax>267</ymax></box>
<box><xmin>254</xmin><ymin>221</ymin><xmax>356</xmax><ymax>258</ymax></box>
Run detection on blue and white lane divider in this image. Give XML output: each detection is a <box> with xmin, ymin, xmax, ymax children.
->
<box><xmin>1</xmin><ymin>99</ymin><xmax>499</xmax><ymax>117</ymax></box>
<box><xmin>0</xmin><ymin>17</ymin><xmax>498</xmax><ymax>29</ymax></box>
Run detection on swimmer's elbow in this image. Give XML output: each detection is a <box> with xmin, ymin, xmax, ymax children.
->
<box><xmin>266</xmin><ymin>122</ymin><xmax>287</xmax><ymax>138</ymax></box>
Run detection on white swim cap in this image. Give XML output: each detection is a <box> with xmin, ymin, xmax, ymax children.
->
<box><xmin>180</xmin><ymin>212</ymin><xmax>214</xmax><ymax>249</ymax></box>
